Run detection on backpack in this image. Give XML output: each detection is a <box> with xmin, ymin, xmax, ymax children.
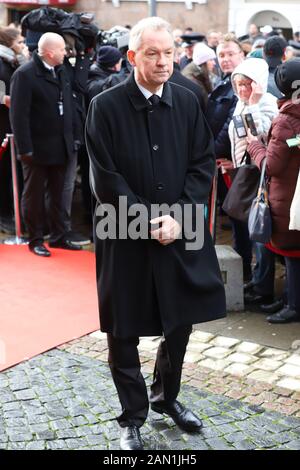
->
<box><xmin>101</xmin><ymin>72</ymin><xmax>125</xmax><ymax>92</ymax></box>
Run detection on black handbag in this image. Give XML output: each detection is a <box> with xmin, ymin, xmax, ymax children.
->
<box><xmin>248</xmin><ymin>159</ymin><xmax>272</xmax><ymax>243</ymax></box>
<box><xmin>222</xmin><ymin>151</ymin><xmax>261</xmax><ymax>222</ymax></box>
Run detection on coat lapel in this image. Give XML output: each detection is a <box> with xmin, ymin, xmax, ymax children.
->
<box><xmin>32</xmin><ymin>51</ymin><xmax>60</xmax><ymax>87</ymax></box>
<box><xmin>125</xmin><ymin>71</ymin><xmax>173</xmax><ymax>111</ymax></box>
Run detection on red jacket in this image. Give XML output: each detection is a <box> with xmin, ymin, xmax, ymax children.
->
<box><xmin>248</xmin><ymin>99</ymin><xmax>300</xmax><ymax>252</ymax></box>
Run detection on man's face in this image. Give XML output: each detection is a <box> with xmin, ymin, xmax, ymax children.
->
<box><xmin>208</xmin><ymin>33</ymin><xmax>219</xmax><ymax>48</ymax></box>
<box><xmin>50</xmin><ymin>38</ymin><xmax>67</xmax><ymax>66</ymax></box>
<box><xmin>184</xmin><ymin>44</ymin><xmax>194</xmax><ymax>59</ymax></box>
<box><xmin>217</xmin><ymin>42</ymin><xmax>244</xmax><ymax>75</ymax></box>
<box><xmin>128</xmin><ymin>28</ymin><xmax>174</xmax><ymax>91</ymax></box>
<box><xmin>249</xmin><ymin>24</ymin><xmax>259</xmax><ymax>36</ymax></box>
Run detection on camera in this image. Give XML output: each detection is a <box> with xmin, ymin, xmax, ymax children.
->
<box><xmin>233</xmin><ymin>113</ymin><xmax>257</xmax><ymax>138</ymax></box>
<box><xmin>96</xmin><ymin>26</ymin><xmax>130</xmax><ymax>52</ymax></box>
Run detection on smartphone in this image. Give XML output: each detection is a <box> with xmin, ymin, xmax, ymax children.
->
<box><xmin>232</xmin><ymin>115</ymin><xmax>247</xmax><ymax>138</ymax></box>
<box><xmin>244</xmin><ymin>113</ymin><xmax>258</xmax><ymax>136</ymax></box>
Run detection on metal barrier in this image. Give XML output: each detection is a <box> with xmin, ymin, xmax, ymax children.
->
<box><xmin>3</xmin><ymin>134</ymin><xmax>27</xmax><ymax>245</ymax></box>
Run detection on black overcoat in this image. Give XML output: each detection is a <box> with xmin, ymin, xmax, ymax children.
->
<box><xmin>10</xmin><ymin>51</ymin><xmax>74</xmax><ymax>165</ymax></box>
<box><xmin>85</xmin><ymin>73</ymin><xmax>226</xmax><ymax>338</ymax></box>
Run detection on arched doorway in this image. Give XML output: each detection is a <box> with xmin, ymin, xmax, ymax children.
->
<box><xmin>249</xmin><ymin>10</ymin><xmax>293</xmax><ymax>40</ymax></box>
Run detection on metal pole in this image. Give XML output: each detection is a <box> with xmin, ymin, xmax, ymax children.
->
<box><xmin>209</xmin><ymin>166</ymin><xmax>219</xmax><ymax>244</ymax></box>
<box><xmin>149</xmin><ymin>0</ymin><xmax>157</xmax><ymax>17</ymax></box>
<box><xmin>3</xmin><ymin>134</ymin><xmax>27</xmax><ymax>245</ymax></box>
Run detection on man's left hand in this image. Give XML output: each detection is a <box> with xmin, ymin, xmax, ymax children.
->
<box><xmin>150</xmin><ymin>215</ymin><xmax>181</xmax><ymax>245</ymax></box>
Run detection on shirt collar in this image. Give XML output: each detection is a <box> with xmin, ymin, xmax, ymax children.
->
<box><xmin>135</xmin><ymin>78</ymin><xmax>164</xmax><ymax>100</ymax></box>
<box><xmin>39</xmin><ymin>57</ymin><xmax>54</xmax><ymax>72</ymax></box>
<box><xmin>124</xmin><ymin>71</ymin><xmax>172</xmax><ymax>111</ymax></box>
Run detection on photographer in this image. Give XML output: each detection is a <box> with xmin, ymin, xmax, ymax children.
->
<box><xmin>86</xmin><ymin>45</ymin><xmax>124</xmax><ymax>106</ymax></box>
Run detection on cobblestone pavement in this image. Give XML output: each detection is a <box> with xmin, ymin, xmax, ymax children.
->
<box><xmin>1</xmin><ymin>346</ymin><xmax>300</xmax><ymax>450</ymax></box>
<box><xmin>59</xmin><ymin>330</ymin><xmax>300</xmax><ymax>418</ymax></box>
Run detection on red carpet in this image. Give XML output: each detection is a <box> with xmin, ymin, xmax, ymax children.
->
<box><xmin>0</xmin><ymin>244</ymin><xmax>99</xmax><ymax>371</ymax></box>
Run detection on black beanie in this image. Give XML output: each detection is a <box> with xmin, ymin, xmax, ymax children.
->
<box><xmin>96</xmin><ymin>45</ymin><xmax>122</xmax><ymax>68</ymax></box>
<box><xmin>274</xmin><ymin>58</ymin><xmax>300</xmax><ymax>98</ymax></box>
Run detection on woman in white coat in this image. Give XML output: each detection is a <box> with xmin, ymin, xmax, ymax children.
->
<box><xmin>219</xmin><ymin>58</ymin><xmax>278</xmax><ymax>291</ymax></box>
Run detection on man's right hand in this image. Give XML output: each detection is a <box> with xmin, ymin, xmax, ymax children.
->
<box><xmin>150</xmin><ymin>215</ymin><xmax>182</xmax><ymax>246</ymax></box>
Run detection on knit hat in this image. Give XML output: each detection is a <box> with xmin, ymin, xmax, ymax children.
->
<box><xmin>192</xmin><ymin>42</ymin><xmax>216</xmax><ymax>66</ymax></box>
<box><xmin>274</xmin><ymin>58</ymin><xmax>300</xmax><ymax>98</ymax></box>
<box><xmin>97</xmin><ymin>45</ymin><xmax>122</xmax><ymax>68</ymax></box>
<box><xmin>263</xmin><ymin>36</ymin><xmax>287</xmax><ymax>67</ymax></box>
<box><xmin>248</xmin><ymin>49</ymin><xmax>263</xmax><ymax>59</ymax></box>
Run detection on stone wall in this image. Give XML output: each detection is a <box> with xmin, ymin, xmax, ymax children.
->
<box><xmin>74</xmin><ymin>0</ymin><xmax>229</xmax><ymax>33</ymax></box>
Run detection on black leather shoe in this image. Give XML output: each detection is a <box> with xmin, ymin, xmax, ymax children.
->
<box><xmin>49</xmin><ymin>240</ymin><xmax>82</xmax><ymax>250</ymax></box>
<box><xmin>260</xmin><ymin>299</ymin><xmax>285</xmax><ymax>314</ymax></box>
<box><xmin>151</xmin><ymin>400</ymin><xmax>202</xmax><ymax>432</ymax></box>
<box><xmin>120</xmin><ymin>426</ymin><xmax>143</xmax><ymax>450</ymax></box>
<box><xmin>267</xmin><ymin>307</ymin><xmax>300</xmax><ymax>324</ymax></box>
<box><xmin>29</xmin><ymin>244</ymin><xmax>51</xmax><ymax>257</ymax></box>
<box><xmin>244</xmin><ymin>291</ymin><xmax>273</xmax><ymax>305</ymax></box>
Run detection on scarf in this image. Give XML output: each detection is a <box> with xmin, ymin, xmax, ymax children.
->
<box><xmin>0</xmin><ymin>44</ymin><xmax>27</xmax><ymax>68</ymax></box>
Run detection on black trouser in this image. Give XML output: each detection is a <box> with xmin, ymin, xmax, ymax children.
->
<box><xmin>230</xmin><ymin>217</ymin><xmax>253</xmax><ymax>280</ymax></box>
<box><xmin>107</xmin><ymin>325</ymin><xmax>192</xmax><ymax>428</ymax></box>
<box><xmin>285</xmin><ymin>257</ymin><xmax>300</xmax><ymax>313</ymax></box>
<box><xmin>21</xmin><ymin>162</ymin><xmax>66</xmax><ymax>246</ymax></box>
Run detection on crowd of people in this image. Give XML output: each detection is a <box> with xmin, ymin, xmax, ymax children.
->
<box><xmin>0</xmin><ymin>14</ymin><xmax>299</xmax><ymax>451</ymax></box>
<box><xmin>0</xmin><ymin>17</ymin><xmax>299</xmax><ymax>326</ymax></box>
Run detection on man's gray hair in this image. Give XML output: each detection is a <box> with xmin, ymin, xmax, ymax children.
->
<box><xmin>129</xmin><ymin>16</ymin><xmax>172</xmax><ymax>52</ymax></box>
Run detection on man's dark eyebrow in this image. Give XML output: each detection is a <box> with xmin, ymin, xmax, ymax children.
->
<box><xmin>145</xmin><ymin>47</ymin><xmax>174</xmax><ymax>52</ymax></box>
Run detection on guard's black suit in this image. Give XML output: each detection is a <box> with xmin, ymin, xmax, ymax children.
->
<box><xmin>10</xmin><ymin>51</ymin><xmax>75</xmax><ymax>246</ymax></box>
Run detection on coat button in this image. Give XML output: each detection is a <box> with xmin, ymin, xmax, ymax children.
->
<box><xmin>156</xmin><ymin>183</ymin><xmax>164</xmax><ymax>190</ymax></box>
<box><xmin>153</xmin><ymin>144</ymin><xmax>159</xmax><ymax>151</ymax></box>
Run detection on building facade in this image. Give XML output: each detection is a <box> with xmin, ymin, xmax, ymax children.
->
<box><xmin>0</xmin><ymin>0</ymin><xmax>299</xmax><ymax>36</ymax></box>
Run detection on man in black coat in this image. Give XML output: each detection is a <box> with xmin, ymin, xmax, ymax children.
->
<box><xmin>263</xmin><ymin>36</ymin><xmax>287</xmax><ymax>99</ymax></box>
<box><xmin>206</xmin><ymin>35</ymin><xmax>244</xmax><ymax>159</ymax></box>
<box><xmin>10</xmin><ymin>32</ymin><xmax>81</xmax><ymax>256</ymax></box>
<box><xmin>86</xmin><ymin>17</ymin><xmax>226</xmax><ymax>450</ymax></box>
<box><xmin>85</xmin><ymin>45</ymin><xmax>124</xmax><ymax>106</ymax></box>
<box><xmin>205</xmin><ymin>35</ymin><xmax>244</xmax><ymax>225</ymax></box>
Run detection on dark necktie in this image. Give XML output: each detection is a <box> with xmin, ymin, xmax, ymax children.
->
<box><xmin>149</xmin><ymin>94</ymin><xmax>160</xmax><ymax>107</ymax></box>
<box><xmin>50</xmin><ymin>68</ymin><xmax>56</xmax><ymax>79</ymax></box>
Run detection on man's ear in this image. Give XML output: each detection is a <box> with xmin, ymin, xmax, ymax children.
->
<box><xmin>127</xmin><ymin>49</ymin><xmax>136</xmax><ymax>66</ymax></box>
